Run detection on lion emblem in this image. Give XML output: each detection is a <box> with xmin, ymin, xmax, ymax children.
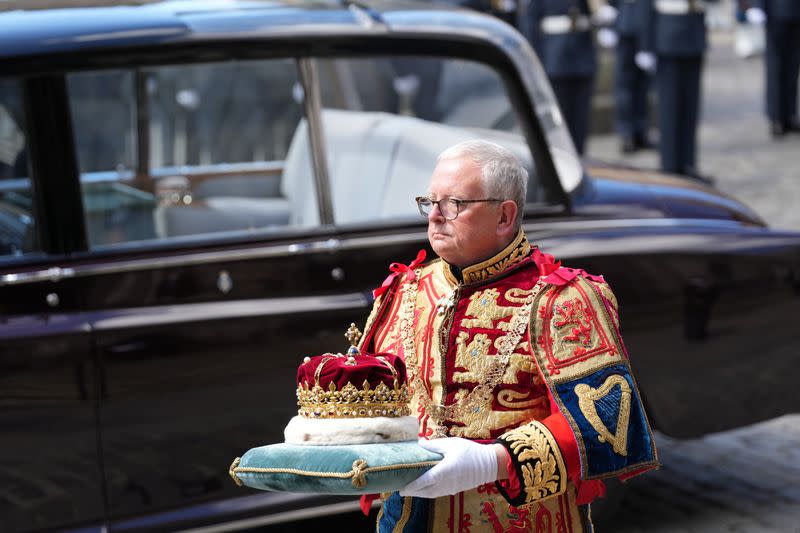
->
<box><xmin>459</xmin><ymin>287</ymin><xmax>531</xmax><ymax>331</ymax></box>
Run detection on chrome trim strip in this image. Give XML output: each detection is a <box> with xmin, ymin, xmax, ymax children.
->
<box><xmin>0</xmin><ymin>266</ymin><xmax>75</xmax><ymax>285</ymax></box>
<box><xmin>0</xmin><ymin>217</ymin><xmax>757</xmax><ymax>286</ymax></box>
<box><xmin>299</xmin><ymin>57</ymin><xmax>334</xmax><ymax>226</ymax></box>
<box><xmin>150</xmin><ymin>160</ymin><xmax>284</xmax><ymax>178</ymax></box>
<box><xmin>176</xmin><ymin>499</ymin><xmax>375</xmax><ymax>533</ymax></box>
<box><xmin>91</xmin><ymin>293</ymin><xmax>368</xmax><ymax>330</ymax></box>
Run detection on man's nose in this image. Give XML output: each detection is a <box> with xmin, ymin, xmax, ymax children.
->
<box><xmin>428</xmin><ymin>202</ymin><xmax>445</xmax><ymax>222</ymax></box>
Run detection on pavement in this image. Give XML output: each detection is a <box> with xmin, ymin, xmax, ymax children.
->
<box><xmin>586</xmin><ymin>24</ymin><xmax>800</xmax><ymax>533</ymax></box>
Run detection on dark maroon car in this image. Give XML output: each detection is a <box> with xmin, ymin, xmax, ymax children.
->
<box><xmin>1</xmin><ymin>1</ymin><xmax>798</xmax><ymax>532</ymax></box>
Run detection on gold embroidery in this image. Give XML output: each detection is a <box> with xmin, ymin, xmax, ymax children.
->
<box><xmin>497</xmin><ymin>389</ymin><xmax>547</xmax><ymax>409</ymax></box>
<box><xmin>500</xmin><ymin>422</ymin><xmax>566</xmax><ymax>503</ymax></box>
<box><xmin>453</xmin><ymin>338</ymin><xmax>537</xmax><ymax>386</ymax></box>
<box><xmin>460</xmin><ymin>229</ymin><xmax>531</xmax><ymax>284</ymax></box>
<box><xmin>433</xmin><ymin>483</ymin><xmax>584</xmax><ymax>533</ymax></box>
<box><xmin>575</xmin><ymin>374</ymin><xmax>632</xmax><ymax>456</ymax></box>
<box><xmin>399</xmin><ymin>272</ymin><xmax>546</xmax><ymax>436</ymax></box>
<box><xmin>534</xmin><ymin>279</ymin><xmax>624</xmax><ymax>383</ymax></box>
<box><xmin>448</xmin><ymin>389</ymin><xmax>536</xmax><ymax>438</ymax></box>
<box><xmin>460</xmin><ymin>287</ymin><xmax>532</xmax><ymax>331</ymax></box>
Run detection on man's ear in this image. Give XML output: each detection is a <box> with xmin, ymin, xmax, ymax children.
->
<box><xmin>497</xmin><ymin>200</ymin><xmax>518</xmax><ymax>236</ymax></box>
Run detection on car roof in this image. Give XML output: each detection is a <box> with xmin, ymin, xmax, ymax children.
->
<box><xmin>0</xmin><ymin>0</ymin><xmax>494</xmax><ymax>60</ymax></box>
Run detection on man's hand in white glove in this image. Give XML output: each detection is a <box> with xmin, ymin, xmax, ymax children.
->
<box><xmin>593</xmin><ymin>4</ymin><xmax>618</xmax><ymax>25</ymax></box>
<box><xmin>635</xmin><ymin>51</ymin><xmax>657</xmax><ymax>73</ymax></box>
<box><xmin>745</xmin><ymin>7</ymin><xmax>766</xmax><ymax>25</ymax></box>
<box><xmin>597</xmin><ymin>28</ymin><xmax>619</xmax><ymax>49</ymax></box>
<box><xmin>399</xmin><ymin>438</ymin><xmax>502</xmax><ymax>498</ymax></box>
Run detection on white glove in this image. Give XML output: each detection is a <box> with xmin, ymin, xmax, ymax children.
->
<box><xmin>593</xmin><ymin>4</ymin><xmax>618</xmax><ymax>25</ymax></box>
<box><xmin>597</xmin><ymin>28</ymin><xmax>619</xmax><ymax>48</ymax></box>
<box><xmin>635</xmin><ymin>51</ymin><xmax>657</xmax><ymax>73</ymax></box>
<box><xmin>399</xmin><ymin>438</ymin><xmax>499</xmax><ymax>498</ymax></box>
<box><xmin>745</xmin><ymin>7</ymin><xmax>766</xmax><ymax>25</ymax></box>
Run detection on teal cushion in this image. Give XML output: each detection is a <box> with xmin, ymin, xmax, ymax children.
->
<box><xmin>229</xmin><ymin>441</ymin><xmax>442</xmax><ymax>494</ymax></box>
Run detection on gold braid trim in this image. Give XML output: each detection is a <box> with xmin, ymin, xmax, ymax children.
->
<box><xmin>394</xmin><ymin>496</ymin><xmax>414</xmax><ymax>532</ymax></box>
<box><xmin>230</xmin><ymin>458</ymin><xmax>441</xmax><ymax>489</ymax></box>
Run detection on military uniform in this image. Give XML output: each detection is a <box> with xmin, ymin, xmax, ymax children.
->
<box><xmin>748</xmin><ymin>0</ymin><xmax>800</xmax><ymax>135</ymax></box>
<box><xmin>610</xmin><ymin>0</ymin><xmax>653</xmax><ymax>151</ymax></box>
<box><xmin>525</xmin><ymin>0</ymin><xmax>598</xmax><ymax>154</ymax></box>
<box><xmin>642</xmin><ymin>0</ymin><xmax>717</xmax><ymax>177</ymax></box>
<box><xmin>359</xmin><ymin>231</ymin><xmax>658</xmax><ymax>532</ymax></box>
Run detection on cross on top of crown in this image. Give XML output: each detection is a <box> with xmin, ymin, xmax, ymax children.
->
<box><xmin>345</xmin><ymin>323</ymin><xmax>363</xmax><ymax>354</ymax></box>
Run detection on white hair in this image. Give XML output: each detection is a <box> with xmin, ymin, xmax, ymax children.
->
<box><xmin>437</xmin><ymin>140</ymin><xmax>528</xmax><ymax>228</ymax></box>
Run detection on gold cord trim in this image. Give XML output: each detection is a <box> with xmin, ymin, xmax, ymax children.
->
<box><xmin>229</xmin><ymin>457</ymin><xmax>243</xmax><ymax>487</ymax></box>
<box><xmin>232</xmin><ymin>459</ymin><xmax>441</xmax><ymax>489</ymax></box>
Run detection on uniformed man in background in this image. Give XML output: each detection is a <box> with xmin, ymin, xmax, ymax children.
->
<box><xmin>743</xmin><ymin>1</ymin><xmax>800</xmax><ymax>137</ymax></box>
<box><xmin>639</xmin><ymin>0</ymin><xmax>717</xmax><ymax>181</ymax></box>
<box><xmin>524</xmin><ymin>1</ymin><xmax>617</xmax><ymax>155</ymax></box>
<box><xmin>608</xmin><ymin>0</ymin><xmax>655</xmax><ymax>153</ymax></box>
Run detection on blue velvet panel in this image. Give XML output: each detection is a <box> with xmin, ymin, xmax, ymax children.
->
<box><xmin>555</xmin><ymin>364</ymin><xmax>656</xmax><ymax>478</ymax></box>
<box><xmin>233</xmin><ymin>441</ymin><xmax>442</xmax><ymax>495</ymax></box>
<box><xmin>377</xmin><ymin>492</ymin><xmax>431</xmax><ymax>532</ymax></box>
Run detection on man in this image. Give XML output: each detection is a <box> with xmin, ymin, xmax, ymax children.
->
<box><xmin>524</xmin><ymin>0</ymin><xmax>600</xmax><ymax>155</ymax></box>
<box><xmin>357</xmin><ymin>140</ymin><xmax>658</xmax><ymax>532</ymax></box>
<box><xmin>742</xmin><ymin>1</ymin><xmax>800</xmax><ymax>137</ymax></box>
<box><xmin>608</xmin><ymin>0</ymin><xmax>656</xmax><ymax>154</ymax></box>
<box><xmin>639</xmin><ymin>0</ymin><xmax>717</xmax><ymax>181</ymax></box>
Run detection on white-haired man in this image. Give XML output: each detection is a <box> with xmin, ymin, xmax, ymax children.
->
<box><xmin>357</xmin><ymin>140</ymin><xmax>658</xmax><ymax>532</ymax></box>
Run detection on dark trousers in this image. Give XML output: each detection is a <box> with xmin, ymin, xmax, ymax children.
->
<box><xmin>614</xmin><ymin>36</ymin><xmax>650</xmax><ymax>138</ymax></box>
<box><xmin>656</xmin><ymin>56</ymin><xmax>702</xmax><ymax>174</ymax></box>
<box><xmin>550</xmin><ymin>76</ymin><xmax>594</xmax><ymax>155</ymax></box>
<box><xmin>764</xmin><ymin>19</ymin><xmax>800</xmax><ymax>124</ymax></box>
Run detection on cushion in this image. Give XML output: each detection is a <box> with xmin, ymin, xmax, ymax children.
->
<box><xmin>229</xmin><ymin>441</ymin><xmax>442</xmax><ymax>494</ymax></box>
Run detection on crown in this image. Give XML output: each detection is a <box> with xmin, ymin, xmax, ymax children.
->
<box><xmin>295</xmin><ymin>325</ymin><xmax>411</xmax><ymax>419</ymax></box>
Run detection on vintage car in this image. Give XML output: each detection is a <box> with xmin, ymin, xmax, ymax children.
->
<box><xmin>1</xmin><ymin>0</ymin><xmax>799</xmax><ymax>532</ymax></box>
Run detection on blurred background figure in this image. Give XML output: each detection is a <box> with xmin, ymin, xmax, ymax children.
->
<box><xmin>463</xmin><ymin>0</ymin><xmax>520</xmax><ymax>24</ymax></box>
<box><xmin>524</xmin><ymin>0</ymin><xmax>616</xmax><ymax>154</ymax></box>
<box><xmin>606</xmin><ymin>0</ymin><xmax>656</xmax><ymax>154</ymax></box>
<box><xmin>733</xmin><ymin>0</ymin><xmax>765</xmax><ymax>58</ymax></box>
<box><xmin>743</xmin><ymin>1</ymin><xmax>800</xmax><ymax>137</ymax></box>
<box><xmin>640</xmin><ymin>0</ymin><xmax>718</xmax><ymax>181</ymax></box>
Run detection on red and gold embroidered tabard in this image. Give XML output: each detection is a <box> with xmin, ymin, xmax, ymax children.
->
<box><xmin>361</xmin><ymin>229</ymin><xmax>658</xmax><ymax>532</ymax></box>
<box><xmin>360</xmin><ymin>231</ymin><xmax>587</xmax><ymax>532</ymax></box>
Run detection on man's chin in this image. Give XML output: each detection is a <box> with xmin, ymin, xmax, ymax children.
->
<box><xmin>430</xmin><ymin>242</ymin><xmax>456</xmax><ymax>263</ymax></box>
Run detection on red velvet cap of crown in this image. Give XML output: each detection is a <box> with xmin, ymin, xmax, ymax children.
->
<box><xmin>297</xmin><ymin>352</ymin><xmax>407</xmax><ymax>390</ymax></box>
<box><xmin>295</xmin><ymin>352</ymin><xmax>410</xmax><ymax>419</ymax></box>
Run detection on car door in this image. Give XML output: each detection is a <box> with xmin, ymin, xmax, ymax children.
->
<box><xmin>0</xmin><ymin>77</ymin><xmax>106</xmax><ymax>533</ymax></box>
<box><xmin>63</xmin><ymin>59</ymin><xmax>375</xmax><ymax>529</ymax></box>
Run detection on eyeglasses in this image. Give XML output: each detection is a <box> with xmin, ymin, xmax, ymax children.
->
<box><xmin>415</xmin><ymin>196</ymin><xmax>501</xmax><ymax>221</ymax></box>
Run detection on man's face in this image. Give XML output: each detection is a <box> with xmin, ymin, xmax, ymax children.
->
<box><xmin>426</xmin><ymin>156</ymin><xmax>501</xmax><ymax>268</ymax></box>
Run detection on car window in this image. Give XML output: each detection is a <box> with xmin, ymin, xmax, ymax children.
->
<box><xmin>312</xmin><ymin>56</ymin><xmax>541</xmax><ymax>227</ymax></box>
<box><xmin>67</xmin><ymin>59</ymin><xmax>311</xmax><ymax>249</ymax></box>
<box><xmin>0</xmin><ymin>79</ymin><xmax>38</xmax><ymax>257</ymax></box>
